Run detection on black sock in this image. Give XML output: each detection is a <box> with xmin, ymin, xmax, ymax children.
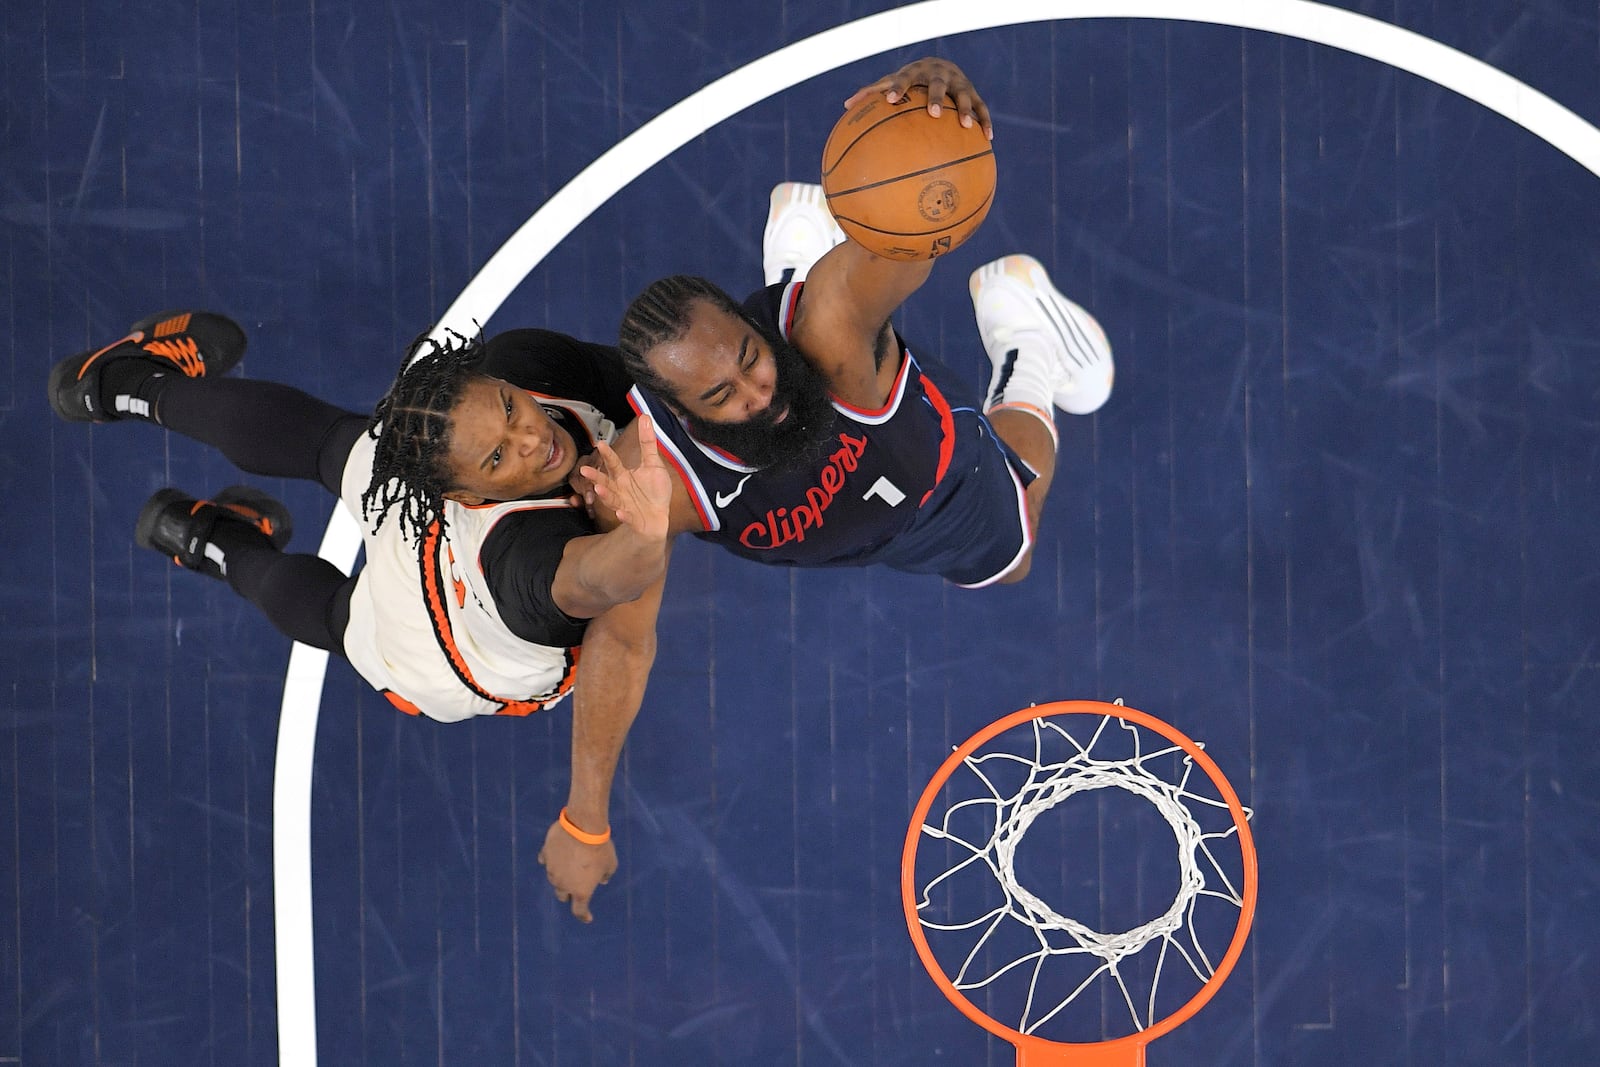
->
<box><xmin>201</xmin><ymin>511</ymin><xmax>278</xmax><ymax>580</ymax></box>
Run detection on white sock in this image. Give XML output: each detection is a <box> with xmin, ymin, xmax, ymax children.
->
<box><xmin>983</xmin><ymin>339</ymin><xmax>1059</xmax><ymax>445</ymax></box>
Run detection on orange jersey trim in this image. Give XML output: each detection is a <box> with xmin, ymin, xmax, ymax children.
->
<box><xmin>915</xmin><ymin>371</ymin><xmax>957</xmax><ymax>505</ymax></box>
<box><xmin>418</xmin><ymin>521</ymin><xmax>576</xmax><ymax>716</ymax></box>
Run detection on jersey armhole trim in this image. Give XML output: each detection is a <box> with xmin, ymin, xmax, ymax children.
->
<box><xmin>628</xmin><ymin>387</ymin><xmax>719</xmax><ymax>532</ymax></box>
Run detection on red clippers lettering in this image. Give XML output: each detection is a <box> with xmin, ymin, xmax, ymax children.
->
<box><xmin>739</xmin><ymin>432</ymin><xmax>867</xmax><ymax>550</ymax></box>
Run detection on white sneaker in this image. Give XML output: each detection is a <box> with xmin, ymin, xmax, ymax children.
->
<box><xmin>969</xmin><ymin>254</ymin><xmax>1114</xmax><ymax>416</ymax></box>
<box><xmin>762</xmin><ymin>182</ymin><xmax>847</xmax><ymax>285</ymax></box>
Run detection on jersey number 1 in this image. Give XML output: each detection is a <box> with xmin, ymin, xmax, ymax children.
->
<box><xmin>862</xmin><ymin>476</ymin><xmax>906</xmax><ymax>507</ymax></box>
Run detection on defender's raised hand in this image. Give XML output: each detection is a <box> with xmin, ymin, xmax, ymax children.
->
<box><xmin>576</xmin><ymin>414</ymin><xmax>671</xmax><ymax>541</ymax></box>
<box><xmin>844</xmin><ymin>56</ymin><xmax>993</xmax><ymax>140</ymax></box>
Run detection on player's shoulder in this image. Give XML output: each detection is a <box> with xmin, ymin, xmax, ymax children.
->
<box><xmin>740</xmin><ymin>283</ymin><xmax>788</xmax><ymax>333</ymax></box>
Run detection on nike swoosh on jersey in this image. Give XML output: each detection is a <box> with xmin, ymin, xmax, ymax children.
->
<box><xmin>714</xmin><ymin>472</ymin><xmax>755</xmax><ymax>508</ymax></box>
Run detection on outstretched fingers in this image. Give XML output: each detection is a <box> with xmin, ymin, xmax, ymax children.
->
<box><xmin>635</xmin><ymin>413</ymin><xmax>661</xmax><ymax>462</ymax></box>
<box><xmin>579</xmin><ymin>440</ymin><xmax>628</xmax><ymax>519</ymax></box>
<box><xmin>845</xmin><ymin>57</ymin><xmax>993</xmax><ymax>140</ymax></box>
<box><xmin>578</xmin><ymin>417</ymin><xmax>670</xmax><ymax>531</ymax></box>
<box><xmin>843</xmin><ymin>74</ymin><xmax>903</xmax><ymax>112</ymax></box>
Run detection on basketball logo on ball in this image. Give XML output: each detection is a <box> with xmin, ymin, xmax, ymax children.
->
<box><xmin>917</xmin><ymin>180</ymin><xmax>959</xmax><ymax>222</ymax></box>
<box><xmin>820</xmin><ymin>85</ymin><xmax>996</xmax><ymax>260</ymax></box>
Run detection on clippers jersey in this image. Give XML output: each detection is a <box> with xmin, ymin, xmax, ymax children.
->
<box><xmin>340</xmin><ymin>330</ymin><xmax>630</xmax><ymax>723</ymax></box>
<box><xmin>630</xmin><ymin>280</ymin><xmax>962</xmax><ymax>569</ymax></box>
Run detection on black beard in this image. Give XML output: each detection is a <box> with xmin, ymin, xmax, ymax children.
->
<box><xmin>684</xmin><ymin>330</ymin><xmax>836</xmax><ymax>471</ymax></box>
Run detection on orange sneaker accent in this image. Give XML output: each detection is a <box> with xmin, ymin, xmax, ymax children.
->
<box><xmin>142</xmin><ymin>337</ymin><xmax>205</xmax><ymax>376</ymax></box>
<box><xmin>217</xmin><ymin>500</ymin><xmax>275</xmax><ymax>538</ymax></box>
<box><xmin>151</xmin><ymin>313</ymin><xmax>192</xmax><ymax>337</ymax></box>
<box><xmin>74</xmin><ymin>331</ymin><xmax>145</xmax><ymax>382</ymax></box>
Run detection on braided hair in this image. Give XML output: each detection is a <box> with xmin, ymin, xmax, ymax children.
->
<box><xmin>617</xmin><ymin>275</ymin><xmax>747</xmax><ymax>409</ymax></box>
<box><xmin>361</xmin><ymin>329</ymin><xmax>489</xmax><ymax>545</ymax></box>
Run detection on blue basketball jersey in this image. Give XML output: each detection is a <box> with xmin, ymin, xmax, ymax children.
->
<box><xmin>630</xmin><ymin>280</ymin><xmax>960</xmax><ymax>569</ymax></box>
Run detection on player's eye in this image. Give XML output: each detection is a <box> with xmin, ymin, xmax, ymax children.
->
<box><xmin>490</xmin><ymin>447</ymin><xmax>503</xmax><ymax>469</ymax></box>
<box><xmin>504</xmin><ymin>394</ymin><xmax>514</xmax><ymax>417</ymax></box>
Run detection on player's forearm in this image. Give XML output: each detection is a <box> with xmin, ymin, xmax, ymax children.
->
<box><xmin>573</xmin><ymin>523</ymin><xmax>669</xmax><ymax>607</ymax></box>
<box><xmin>563</xmin><ymin>582</ymin><xmax>662</xmax><ymax>830</ymax></box>
<box><xmin>554</xmin><ymin>522</ymin><xmax>669</xmax><ymax>618</ymax></box>
<box><xmin>842</xmin><ymin>243</ymin><xmax>937</xmax><ymax>327</ymax></box>
<box><xmin>806</xmin><ymin>241</ymin><xmax>936</xmax><ymax>342</ymax></box>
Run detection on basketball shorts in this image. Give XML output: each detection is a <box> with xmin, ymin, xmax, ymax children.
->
<box><xmin>869</xmin><ymin>407</ymin><xmax>1035</xmax><ymax>587</ymax></box>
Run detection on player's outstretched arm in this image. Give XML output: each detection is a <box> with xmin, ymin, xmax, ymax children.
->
<box><xmin>548</xmin><ymin>415</ymin><xmax>673</xmax><ymax>619</ymax></box>
<box><xmin>537</xmin><ymin>571</ymin><xmax>664</xmax><ymax>923</ymax></box>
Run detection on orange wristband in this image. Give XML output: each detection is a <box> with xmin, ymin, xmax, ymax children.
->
<box><xmin>558</xmin><ymin>807</ymin><xmax>611</xmax><ymax>845</ymax></box>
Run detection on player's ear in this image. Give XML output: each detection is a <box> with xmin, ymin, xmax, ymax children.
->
<box><xmin>443</xmin><ymin>489</ymin><xmax>485</xmax><ymax>506</ymax></box>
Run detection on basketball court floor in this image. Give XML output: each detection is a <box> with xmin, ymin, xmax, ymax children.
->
<box><xmin>6</xmin><ymin>1</ymin><xmax>1600</xmax><ymax>1063</ymax></box>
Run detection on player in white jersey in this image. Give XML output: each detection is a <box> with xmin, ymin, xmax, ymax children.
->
<box><xmin>50</xmin><ymin>316</ymin><xmax>668</xmax><ymax>922</ymax></box>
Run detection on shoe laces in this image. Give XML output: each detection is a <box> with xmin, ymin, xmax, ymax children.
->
<box><xmin>142</xmin><ymin>336</ymin><xmax>205</xmax><ymax>376</ymax></box>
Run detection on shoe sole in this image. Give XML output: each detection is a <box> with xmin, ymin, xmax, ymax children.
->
<box><xmin>134</xmin><ymin>487</ymin><xmax>192</xmax><ymax>552</ymax></box>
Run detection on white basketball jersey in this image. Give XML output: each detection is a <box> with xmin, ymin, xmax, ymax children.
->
<box><xmin>338</xmin><ymin>397</ymin><xmax>616</xmax><ymax>723</ymax></box>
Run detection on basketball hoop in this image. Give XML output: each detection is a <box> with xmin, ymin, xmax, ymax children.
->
<box><xmin>901</xmin><ymin>701</ymin><xmax>1257</xmax><ymax>1066</ymax></box>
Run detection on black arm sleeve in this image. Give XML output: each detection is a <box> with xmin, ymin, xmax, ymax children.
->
<box><xmin>476</xmin><ymin>508</ymin><xmax>594</xmax><ymax>648</ymax></box>
<box><xmin>479</xmin><ymin>329</ymin><xmax>636</xmax><ymax>426</ymax></box>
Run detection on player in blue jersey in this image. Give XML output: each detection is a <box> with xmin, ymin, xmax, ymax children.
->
<box><xmin>603</xmin><ymin>56</ymin><xmax>1115</xmax><ymax>586</ymax></box>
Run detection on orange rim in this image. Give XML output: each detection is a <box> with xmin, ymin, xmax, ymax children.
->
<box><xmin>900</xmin><ymin>700</ymin><xmax>1258</xmax><ymax>1062</ymax></box>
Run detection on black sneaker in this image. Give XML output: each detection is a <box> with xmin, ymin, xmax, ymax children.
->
<box><xmin>48</xmin><ymin>310</ymin><xmax>247</xmax><ymax>423</ymax></box>
<box><xmin>134</xmin><ymin>485</ymin><xmax>293</xmax><ymax>580</ymax></box>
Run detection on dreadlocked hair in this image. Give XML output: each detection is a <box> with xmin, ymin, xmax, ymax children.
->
<box><xmin>617</xmin><ymin>275</ymin><xmax>747</xmax><ymax>407</ymax></box>
<box><xmin>361</xmin><ymin>328</ymin><xmax>490</xmax><ymax>546</ymax></box>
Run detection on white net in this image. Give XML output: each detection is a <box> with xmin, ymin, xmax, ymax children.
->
<box><xmin>911</xmin><ymin>708</ymin><xmax>1252</xmax><ymax>1039</ymax></box>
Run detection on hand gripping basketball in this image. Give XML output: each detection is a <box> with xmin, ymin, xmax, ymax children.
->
<box><xmin>824</xmin><ymin>57</ymin><xmax>996</xmax><ymax>261</ymax></box>
<box><xmin>843</xmin><ymin>56</ymin><xmax>994</xmax><ymax>138</ymax></box>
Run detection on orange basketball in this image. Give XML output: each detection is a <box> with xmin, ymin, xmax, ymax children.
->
<box><xmin>820</xmin><ymin>84</ymin><xmax>996</xmax><ymax>261</ymax></box>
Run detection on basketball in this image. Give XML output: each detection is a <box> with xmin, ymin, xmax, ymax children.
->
<box><xmin>820</xmin><ymin>84</ymin><xmax>996</xmax><ymax>261</ymax></box>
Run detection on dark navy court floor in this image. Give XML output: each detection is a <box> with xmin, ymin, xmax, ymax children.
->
<box><xmin>5</xmin><ymin>1</ymin><xmax>1600</xmax><ymax>1063</ymax></box>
